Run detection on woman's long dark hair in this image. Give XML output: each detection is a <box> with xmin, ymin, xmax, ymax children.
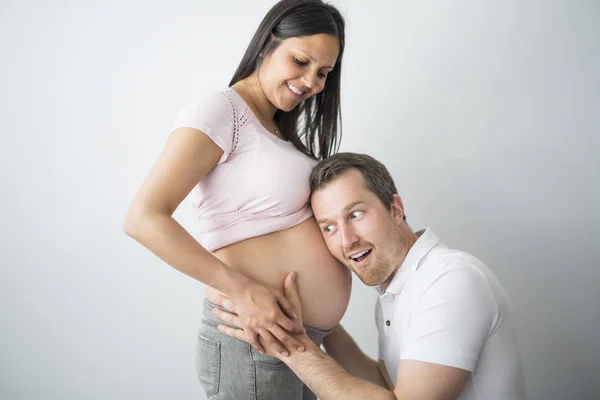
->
<box><xmin>229</xmin><ymin>0</ymin><xmax>345</xmax><ymax>160</ymax></box>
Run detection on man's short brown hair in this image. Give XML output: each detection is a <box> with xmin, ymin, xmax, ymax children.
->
<box><xmin>310</xmin><ymin>152</ymin><xmax>405</xmax><ymax>220</ymax></box>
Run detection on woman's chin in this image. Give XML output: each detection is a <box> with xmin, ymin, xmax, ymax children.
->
<box><xmin>279</xmin><ymin>105</ymin><xmax>296</xmax><ymax>112</ymax></box>
<box><xmin>275</xmin><ymin>91</ymin><xmax>306</xmax><ymax>112</ymax></box>
<box><xmin>277</xmin><ymin>100</ymin><xmax>302</xmax><ymax>112</ymax></box>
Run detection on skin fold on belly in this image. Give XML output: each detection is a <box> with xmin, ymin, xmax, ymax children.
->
<box><xmin>207</xmin><ymin>218</ymin><xmax>352</xmax><ymax>330</ymax></box>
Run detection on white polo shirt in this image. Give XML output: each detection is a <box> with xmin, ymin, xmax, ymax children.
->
<box><xmin>375</xmin><ymin>229</ymin><xmax>526</xmax><ymax>399</ymax></box>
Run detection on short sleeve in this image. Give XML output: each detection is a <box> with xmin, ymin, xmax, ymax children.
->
<box><xmin>400</xmin><ymin>266</ymin><xmax>497</xmax><ymax>372</ymax></box>
<box><xmin>171</xmin><ymin>90</ymin><xmax>235</xmax><ymax>164</ymax></box>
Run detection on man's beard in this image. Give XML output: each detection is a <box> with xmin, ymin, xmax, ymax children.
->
<box><xmin>354</xmin><ymin>238</ymin><xmax>405</xmax><ymax>287</ymax></box>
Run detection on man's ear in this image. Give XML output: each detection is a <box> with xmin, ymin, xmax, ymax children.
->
<box><xmin>390</xmin><ymin>194</ymin><xmax>405</xmax><ymax>224</ymax></box>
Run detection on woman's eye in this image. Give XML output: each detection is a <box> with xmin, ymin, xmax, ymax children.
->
<box><xmin>318</xmin><ymin>72</ymin><xmax>328</xmax><ymax>79</ymax></box>
<box><xmin>323</xmin><ymin>225</ymin><xmax>334</xmax><ymax>233</ymax></box>
<box><xmin>294</xmin><ymin>57</ymin><xmax>308</xmax><ymax>66</ymax></box>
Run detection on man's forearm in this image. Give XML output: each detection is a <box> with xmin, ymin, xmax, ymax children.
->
<box><xmin>286</xmin><ymin>347</ymin><xmax>395</xmax><ymax>400</ymax></box>
<box><xmin>323</xmin><ymin>324</ymin><xmax>389</xmax><ymax>388</ymax></box>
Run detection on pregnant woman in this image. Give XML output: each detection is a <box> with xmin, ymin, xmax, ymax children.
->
<box><xmin>123</xmin><ymin>1</ymin><xmax>351</xmax><ymax>398</ymax></box>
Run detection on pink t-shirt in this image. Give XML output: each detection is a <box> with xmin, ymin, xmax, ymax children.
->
<box><xmin>172</xmin><ymin>88</ymin><xmax>317</xmax><ymax>251</ymax></box>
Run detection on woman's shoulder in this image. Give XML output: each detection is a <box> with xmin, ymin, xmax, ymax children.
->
<box><xmin>173</xmin><ymin>88</ymin><xmax>237</xmax><ymax>125</ymax></box>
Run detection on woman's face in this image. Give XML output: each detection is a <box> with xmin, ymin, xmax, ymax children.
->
<box><xmin>258</xmin><ymin>33</ymin><xmax>340</xmax><ymax>112</ymax></box>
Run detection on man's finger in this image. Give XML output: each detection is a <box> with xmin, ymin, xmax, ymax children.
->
<box><xmin>212</xmin><ymin>307</ymin><xmax>243</xmax><ymax>328</ymax></box>
<box><xmin>258</xmin><ymin>329</ymin><xmax>288</xmax><ymax>358</ymax></box>
<box><xmin>226</xmin><ymin>323</ymin><xmax>263</xmax><ymax>353</ymax></box>
<box><xmin>271</xmin><ymin>325</ymin><xmax>305</xmax><ymax>352</ymax></box>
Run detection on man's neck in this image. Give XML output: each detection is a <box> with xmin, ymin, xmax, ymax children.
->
<box><xmin>380</xmin><ymin>228</ymin><xmax>420</xmax><ymax>291</ymax></box>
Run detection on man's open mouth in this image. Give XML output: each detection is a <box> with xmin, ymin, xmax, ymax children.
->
<box><xmin>349</xmin><ymin>249</ymin><xmax>372</xmax><ymax>263</ymax></box>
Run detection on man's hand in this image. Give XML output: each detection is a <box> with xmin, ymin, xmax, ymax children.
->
<box><xmin>214</xmin><ymin>271</ymin><xmax>311</xmax><ymax>358</ymax></box>
<box><xmin>216</xmin><ymin>272</ymin><xmax>398</xmax><ymax>400</ymax></box>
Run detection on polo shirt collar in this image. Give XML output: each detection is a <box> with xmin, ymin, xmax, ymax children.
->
<box><xmin>378</xmin><ymin>228</ymin><xmax>440</xmax><ymax>295</ymax></box>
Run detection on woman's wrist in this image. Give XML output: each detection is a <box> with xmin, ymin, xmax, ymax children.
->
<box><xmin>212</xmin><ymin>263</ymin><xmax>251</xmax><ymax>296</ymax></box>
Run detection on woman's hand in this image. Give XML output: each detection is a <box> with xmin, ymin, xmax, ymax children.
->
<box><xmin>213</xmin><ymin>272</ymin><xmax>306</xmax><ymax>356</ymax></box>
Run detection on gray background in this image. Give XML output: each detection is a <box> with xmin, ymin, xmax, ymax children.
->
<box><xmin>1</xmin><ymin>0</ymin><xmax>598</xmax><ymax>399</ymax></box>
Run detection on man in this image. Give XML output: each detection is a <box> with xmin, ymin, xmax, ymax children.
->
<box><xmin>214</xmin><ymin>153</ymin><xmax>526</xmax><ymax>399</ymax></box>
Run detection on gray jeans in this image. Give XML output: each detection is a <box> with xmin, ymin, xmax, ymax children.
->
<box><xmin>196</xmin><ymin>299</ymin><xmax>331</xmax><ymax>399</ymax></box>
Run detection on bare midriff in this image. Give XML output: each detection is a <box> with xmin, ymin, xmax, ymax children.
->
<box><xmin>207</xmin><ymin>217</ymin><xmax>352</xmax><ymax>330</ymax></box>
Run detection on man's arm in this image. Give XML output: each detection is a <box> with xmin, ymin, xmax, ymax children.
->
<box><xmin>259</xmin><ymin>333</ymin><xmax>469</xmax><ymax>400</ymax></box>
<box><xmin>393</xmin><ymin>360</ymin><xmax>470</xmax><ymax>399</ymax></box>
<box><xmin>392</xmin><ymin>266</ymin><xmax>499</xmax><ymax>399</ymax></box>
<box><xmin>323</xmin><ymin>324</ymin><xmax>390</xmax><ymax>389</ymax></box>
<box><xmin>218</xmin><ymin>318</ymin><xmax>467</xmax><ymax>400</ymax></box>
<box><xmin>285</xmin><ymin>339</ymin><xmax>396</xmax><ymax>400</ymax></box>
<box><xmin>215</xmin><ymin>269</ymin><xmax>486</xmax><ymax>399</ymax></box>
<box><xmin>213</xmin><ymin>272</ymin><xmax>396</xmax><ymax>399</ymax></box>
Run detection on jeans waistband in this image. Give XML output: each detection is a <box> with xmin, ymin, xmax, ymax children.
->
<box><xmin>202</xmin><ymin>298</ymin><xmax>332</xmax><ymax>345</ymax></box>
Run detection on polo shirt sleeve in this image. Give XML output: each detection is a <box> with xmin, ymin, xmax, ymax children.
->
<box><xmin>400</xmin><ymin>266</ymin><xmax>498</xmax><ymax>372</ymax></box>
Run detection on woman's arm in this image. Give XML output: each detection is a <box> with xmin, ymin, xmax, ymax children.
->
<box><xmin>123</xmin><ymin>127</ymin><xmax>304</xmax><ymax>353</ymax></box>
<box><xmin>123</xmin><ymin>128</ymin><xmax>235</xmax><ymax>289</ymax></box>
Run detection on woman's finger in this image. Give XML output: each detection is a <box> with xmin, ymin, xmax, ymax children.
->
<box><xmin>275</xmin><ymin>296</ymin><xmax>304</xmax><ymax>334</ymax></box>
<box><xmin>213</xmin><ymin>294</ymin><xmax>237</xmax><ymax>312</ymax></box>
<box><xmin>243</xmin><ymin>326</ymin><xmax>264</xmax><ymax>353</ymax></box>
<box><xmin>275</xmin><ymin>312</ymin><xmax>302</xmax><ymax>334</ymax></box>
<box><xmin>217</xmin><ymin>324</ymin><xmax>249</xmax><ymax>342</ymax></box>
<box><xmin>276</xmin><ymin>291</ymin><xmax>297</xmax><ymax>319</ymax></box>
<box><xmin>283</xmin><ymin>272</ymin><xmax>302</xmax><ymax>315</ymax></box>
<box><xmin>270</xmin><ymin>324</ymin><xmax>305</xmax><ymax>352</ymax></box>
<box><xmin>212</xmin><ymin>307</ymin><xmax>243</xmax><ymax>328</ymax></box>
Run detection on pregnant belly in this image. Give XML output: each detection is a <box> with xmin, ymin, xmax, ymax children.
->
<box><xmin>207</xmin><ymin>217</ymin><xmax>352</xmax><ymax>330</ymax></box>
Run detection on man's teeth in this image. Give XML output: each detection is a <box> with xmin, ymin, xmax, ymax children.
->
<box><xmin>287</xmin><ymin>83</ymin><xmax>304</xmax><ymax>96</ymax></box>
<box><xmin>351</xmin><ymin>250</ymin><xmax>370</xmax><ymax>260</ymax></box>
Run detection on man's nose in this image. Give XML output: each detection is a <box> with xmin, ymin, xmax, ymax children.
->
<box><xmin>340</xmin><ymin>226</ymin><xmax>359</xmax><ymax>250</ymax></box>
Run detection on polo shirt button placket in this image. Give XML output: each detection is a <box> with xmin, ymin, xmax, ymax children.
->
<box><xmin>381</xmin><ymin>293</ymin><xmax>393</xmax><ymax>336</ymax></box>
<box><xmin>384</xmin><ymin>315</ymin><xmax>392</xmax><ymax>337</ymax></box>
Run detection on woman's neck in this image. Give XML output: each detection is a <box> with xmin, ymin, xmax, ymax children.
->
<box><xmin>233</xmin><ymin>76</ymin><xmax>277</xmax><ymax>123</ymax></box>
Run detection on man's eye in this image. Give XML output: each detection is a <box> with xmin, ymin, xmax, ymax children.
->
<box><xmin>323</xmin><ymin>225</ymin><xmax>334</xmax><ymax>233</ymax></box>
<box><xmin>350</xmin><ymin>211</ymin><xmax>363</xmax><ymax>219</ymax></box>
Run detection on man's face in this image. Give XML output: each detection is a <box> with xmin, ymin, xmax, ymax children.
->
<box><xmin>311</xmin><ymin>169</ymin><xmax>407</xmax><ymax>287</ymax></box>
